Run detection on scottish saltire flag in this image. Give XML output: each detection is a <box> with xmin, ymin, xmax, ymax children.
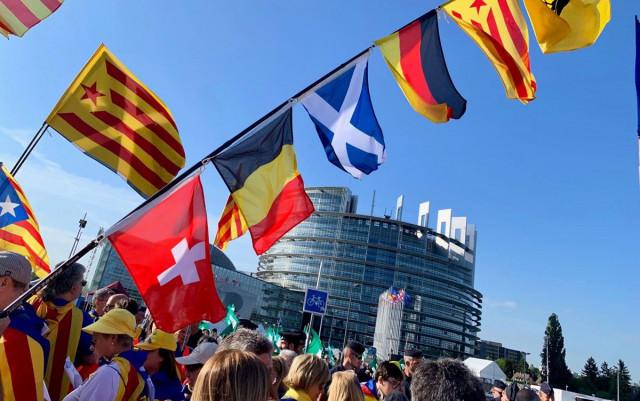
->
<box><xmin>300</xmin><ymin>56</ymin><xmax>385</xmax><ymax>179</ymax></box>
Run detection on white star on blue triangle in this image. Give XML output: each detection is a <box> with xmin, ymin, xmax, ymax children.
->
<box><xmin>301</xmin><ymin>56</ymin><xmax>385</xmax><ymax>179</ymax></box>
<box><xmin>0</xmin><ymin>170</ymin><xmax>28</xmax><ymax>229</ymax></box>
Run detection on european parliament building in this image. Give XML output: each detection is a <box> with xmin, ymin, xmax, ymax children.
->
<box><xmin>257</xmin><ymin>187</ymin><xmax>482</xmax><ymax>359</ymax></box>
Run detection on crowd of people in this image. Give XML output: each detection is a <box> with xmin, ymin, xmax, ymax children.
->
<box><xmin>0</xmin><ymin>250</ymin><xmax>558</xmax><ymax>401</ymax></box>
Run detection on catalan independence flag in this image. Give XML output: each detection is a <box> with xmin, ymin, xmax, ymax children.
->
<box><xmin>214</xmin><ymin>194</ymin><xmax>248</xmax><ymax>251</ymax></box>
<box><xmin>45</xmin><ymin>44</ymin><xmax>185</xmax><ymax>198</ymax></box>
<box><xmin>0</xmin><ymin>163</ymin><xmax>49</xmax><ymax>278</ymax></box>
<box><xmin>375</xmin><ymin>9</ymin><xmax>466</xmax><ymax>123</ymax></box>
<box><xmin>442</xmin><ymin>0</ymin><xmax>536</xmax><ymax>103</ymax></box>
<box><xmin>212</xmin><ymin>109</ymin><xmax>314</xmax><ymax>255</ymax></box>
<box><xmin>0</xmin><ymin>0</ymin><xmax>63</xmax><ymax>38</ymax></box>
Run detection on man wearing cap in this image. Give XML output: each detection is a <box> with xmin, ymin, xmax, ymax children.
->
<box><xmin>29</xmin><ymin>262</ymin><xmax>94</xmax><ymax>401</ymax></box>
<box><xmin>0</xmin><ymin>251</ymin><xmax>50</xmax><ymax>401</ymax></box>
<box><xmin>136</xmin><ymin>329</ymin><xmax>184</xmax><ymax>400</ymax></box>
<box><xmin>176</xmin><ymin>342</ymin><xmax>218</xmax><ymax>398</ymax></box>
<box><xmin>402</xmin><ymin>348</ymin><xmax>422</xmax><ymax>400</ymax></box>
<box><xmin>538</xmin><ymin>382</ymin><xmax>554</xmax><ymax>401</ymax></box>
<box><xmin>330</xmin><ymin>340</ymin><xmax>372</xmax><ymax>382</ymax></box>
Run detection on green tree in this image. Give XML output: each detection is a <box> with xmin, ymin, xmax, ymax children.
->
<box><xmin>599</xmin><ymin>362</ymin><xmax>613</xmax><ymax>393</ymax></box>
<box><xmin>540</xmin><ymin>313</ymin><xmax>573</xmax><ymax>389</ymax></box>
<box><xmin>496</xmin><ymin>358</ymin><xmax>516</xmax><ymax>378</ymax></box>
<box><xmin>582</xmin><ymin>357</ymin><xmax>599</xmax><ymax>382</ymax></box>
<box><xmin>610</xmin><ymin>360</ymin><xmax>632</xmax><ymax>401</ymax></box>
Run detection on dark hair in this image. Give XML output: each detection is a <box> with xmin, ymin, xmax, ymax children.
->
<box><xmin>411</xmin><ymin>358</ymin><xmax>484</xmax><ymax>401</ymax></box>
<box><xmin>374</xmin><ymin>361</ymin><xmax>404</xmax><ymax>381</ymax></box>
<box><xmin>515</xmin><ymin>389</ymin><xmax>540</xmax><ymax>401</ymax></box>
<box><xmin>159</xmin><ymin>348</ymin><xmax>178</xmax><ymax>380</ymax></box>
<box><xmin>198</xmin><ymin>335</ymin><xmax>218</xmax><ymax>346</ymax></box>
<box><xmin>42</xmin><ymin>262</ymin><xmax>85</xmax><ymax>301</ymax></box>
<box><xmin>186</xmin><ymin>363</ymin><xmax>204</xmax><ymax>373</ymax></box>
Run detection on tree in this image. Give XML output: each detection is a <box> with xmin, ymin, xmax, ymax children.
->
<box><xmin>610</xmin><ymin>359</ymin><xmax>632</xmax><ymax>401</ymax></box>
<box><xmin>540</xmin><ymin>313</ymin><xmax>573</xmax><ymax>389</ymax></box>
<box><xmin>496</xmin><ymin>358</ymin><xmax>516</xmax><ymax>378</ymax></box>
<box><xmin>582</xmin><ymin>357</ymin><xmax>599</xmax><ymax>382</ymax></box>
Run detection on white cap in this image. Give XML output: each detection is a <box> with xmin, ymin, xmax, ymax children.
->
<box><xmin>175</xmin><ymin>342</ymin><xmax>218</xmax><ymax>365</ymax></box>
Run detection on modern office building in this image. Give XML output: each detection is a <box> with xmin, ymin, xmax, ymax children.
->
<box><xmin>257</xmin><ymin>187</ymin><xmax>483</xmax><ymax>359</ymax></box>
<box><xmin>475</xmin><ymin>340</ymin><xmax>528</xmax><ymax>363</ymax></box>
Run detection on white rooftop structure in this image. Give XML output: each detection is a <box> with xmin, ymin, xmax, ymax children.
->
<box><xmin>464</xmin><ymin>357</ymin><xmax>507</xmax><ymax>385</ymax></box>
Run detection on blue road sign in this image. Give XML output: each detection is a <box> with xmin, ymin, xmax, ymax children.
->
<box><xmin>304</xmin><ymin>288</ymin><xmax>329</xmax><ymax>315</ymax></box>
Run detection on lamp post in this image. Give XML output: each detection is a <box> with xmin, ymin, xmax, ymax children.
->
<box><xmin>343</xmin><ymin>283</ymin><xmax>360</xmax><ymax>348</ymax></box>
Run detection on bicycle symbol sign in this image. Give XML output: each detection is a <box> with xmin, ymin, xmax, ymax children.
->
<box><xmin>304</xmin><ymin>288</ymin><xmax>328</xmax><ymax>315</ymax></box>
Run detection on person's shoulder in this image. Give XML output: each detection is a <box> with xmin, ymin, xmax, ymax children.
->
<box><xmin>329</xmin><ymin>365</ymin><xmax>345</xmax><ymax>374</ymax></box>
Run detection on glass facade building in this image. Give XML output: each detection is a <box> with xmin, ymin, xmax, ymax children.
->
<box><xmin>257</xmin><ymin>187</ymin><xmax>483</xmax><ymax>359</ymax></box>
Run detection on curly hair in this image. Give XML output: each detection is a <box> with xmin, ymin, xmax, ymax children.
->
<box><xmin>410</xmin><ymin>358</ymin><xmax>485</xmax><ymax>401</ymax></box>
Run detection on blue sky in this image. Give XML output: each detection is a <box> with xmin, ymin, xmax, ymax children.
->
<box><xmin>0</xmin><ymin>1</ymin><xmax>638</xmax><ymax>380</ymax></box>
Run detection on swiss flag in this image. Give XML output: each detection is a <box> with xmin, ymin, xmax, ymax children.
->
<box><xmin>106</xmin><ymin>174</ymin><xmax>225</xmax><ymax>332</ymax></box>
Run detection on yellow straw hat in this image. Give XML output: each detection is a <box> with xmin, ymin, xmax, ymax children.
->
<box><xmin>136</xmin><ymin>329</ymin><xmax>177</xmax><ymax>351</ymax></box>
<box><xmin>82</xmin><ymin>309</ymin><xmax>137</xmax><ymax>339</ymax></box>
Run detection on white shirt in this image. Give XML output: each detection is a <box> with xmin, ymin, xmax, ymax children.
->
<box><xmin>62</xmin><ymin>361</ymin><xmax>121</xmax><ymax>401</ymax></box>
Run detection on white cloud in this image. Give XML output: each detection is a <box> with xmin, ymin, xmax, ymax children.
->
<box><xmin>485</xmin><ymin>299</ymin><xmax>518</xmax><ymax>308</ymax></box>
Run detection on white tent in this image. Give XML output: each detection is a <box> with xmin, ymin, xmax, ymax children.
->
<box><xmin>463</xmin><ymin>357</ymin><xmax>507</xmax><ymax>385</ymax></box>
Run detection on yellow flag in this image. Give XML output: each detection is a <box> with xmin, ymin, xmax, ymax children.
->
<box><xmin>523</xmin><ymin>0</ymin><xmax>611</xmax><ymax>54</ymax></box>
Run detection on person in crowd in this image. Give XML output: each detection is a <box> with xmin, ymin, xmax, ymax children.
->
<box><xmin>402</xmin><ymin>349</ymin><xmax>422</xmax><ymax>400</ymax></box>
<box><xmin>410</xmin><ymin>358</ymin><xmax>484</xmax><ymax>401</ymax></box>
<box><xmin>63</xmin><ymin>309</ymin><xmax>150</xmax><ymax>401</ymax></box>
<box><xmin>30</xmin><ymin>262</ymin><xmax>94</xmax><ymax>401</ymax></box>
<box><xmin>191</xmin><ymin>349</ymin><xmax>271</xmax><ymax>401</ymax></box>
<box><xmin>88</xmin><ymin>287</ymin><xmax>115</xmax><ymax>321</ymax></box>
<box><xmin>330</xmin><ymin>340</ymin><xmax>372</xmax><ymax>382</ymax></box>
<box><xmin>196</xmin><ymin>335</ymin><xmax>217</xmax><ymax>346</ymax></box>
<box><xmin>538</xmin><ymin>383</ymin><xmax>554</xmax><ymax>401</ymax></box>
<box><xmin>327</xmin><ymin>371</ymin><xmax>363</xmax><ymax>401</ymax></box>
<box><xmin>280</xmin><ymin>349</ymin><xmax>297</xmax><ymax>367</ymax></box>
<box><xmin>217</xmin><ymin>327</ymin><xmax>275</xmax><ymax>378</ymax></box>
<box><xmin>282</xmin><ymin>353</ymin><xmax>330</xmax><ymax>401</ymax></box>
<box><xmin>175</xmin><ymin>342</ymin><xmax>218</xmax><ymax>399</ymax></box>
<box><xmin>210</xmin><ymin>328</ymin><xmax>218</xmax><ymax>341</ymax></box>
<box><xmin>515</xmin><ymin>389</ymin><xmax>540</xmax><ymax>401</ymax></box>
<box><xmin>136</xmin><ymin>329</ymin><xmax>184</xmax><ymax>400</ymax></box>
<box><xmin>279</xmin><ymin>331</ymin><xmax>306</xmax><ymax>355</ymax></box>
<box><xmin>105</xmin><ymin>293</ymin><xmax>139</xmax><ymax>316</ymax></box>
<box><xmin>361</xmin><ymin>361</ymin><xmax>404</xmax><ymax>401</ymax></box>
<box><xmin>503</xmin><ymin>383</ymin><xmax>520</xmax><ymax>401</ymax></box>
<box><xmin>174</xmin><ymin>327</ymin><xmax>189</xmax><ymax>357</ymax></box>
<box><xmin>136</xmin><ymin>307</ymin><xmax>147</xmax><ymax>326</ymax></box>
<box><xmin>0</xmin><ymin>251</ymin><xmax>50</xmax><ymax>401</ymax></box>
<box><xmin>272</xmin><ymin>355</ymin><xmax>290</xmax><ymax>400</ymax></box>
<box><xmin>491</xmin><ymin>380</ymin><xmax>508</xmax><ymax>401</ymax></box>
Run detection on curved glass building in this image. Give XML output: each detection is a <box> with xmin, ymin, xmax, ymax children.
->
<box><xmin>256</xmin><ymin>187</ymin><xmax>482</xmax><ymax>359</ymax></box>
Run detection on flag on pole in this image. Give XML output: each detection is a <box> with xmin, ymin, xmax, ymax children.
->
<box><xmin>523</xmin><ymin>0</ymin><xmax>610</xmax><ymax>54</ymax></box>
<box><xmin>46</xmin><ymin>44</ymin><xmax>186</xmax><ymax>198</ymax></box>
<box><xmin>0</xmin><ymin>163</ymin><xmax>49</xmax><ymax>277</ymax></box>
<box><xmin>213</xmin><ymin>195</ymin><xmax>248</xmax><ymax>250</ymax></box>
<box><xmin>0</xmin><ymin>0</ymin><xmax>64</xmax><ymax>38</ymax></box>
<box><xmin>442</xmin><ymin>0</ymin><xmax>536</xmax><ymax>104</ymax></box>
<box><xmin>304</xmin><ymin>327</ymin><xmax>323</xmax><ymax>357</ymax></box>
<box><xmin>212</xmin><ymin>109</ymin><xmax>314</xmax><ymax>254</ymax></box>
<box><xmin>106</xmin><ymin>173</ymin><xmax>225</xmax><ymax>333</ymax></box>
<box><xmin>375</xmin><ymin>9</ymin><xmax>466</xmax><ymax>123</ymax></box>
<box><xmin>225</xmin><ymin>304</ymin><xmax>239</xmax><ymax>330</ymax></box>
<box><xmin>300</xmin><ymin>55</ymin><xmax>386</xmax><ymax>179</ymax></box>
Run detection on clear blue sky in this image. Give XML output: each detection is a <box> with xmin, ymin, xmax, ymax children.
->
<box><xmin>0</xmin><ymin>1</ymin><xmax>637</xmax><ymax>380</ymax></box>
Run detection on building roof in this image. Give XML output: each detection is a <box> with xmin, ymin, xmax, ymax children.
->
<box><xmin>463</xmin><ymin>357</ymin><xmax>507</xmax><ymax>381</ymax></box>
<box><xmin>209</xmin><ymin>244</ymin><xmax>236</xmax><ymax>271</ymax></box>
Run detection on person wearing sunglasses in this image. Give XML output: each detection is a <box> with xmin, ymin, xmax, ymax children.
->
<box><xmin>330</xmin><ymin>340</ymin><xmax>372</xmax><ymax>383</ymax></box>
<box><xmin>29</xmin><ymin>262</ymin><xmax>95</xmax><ymax>401</ymax></box>
<box><xmin>361</xmin><ymin>361</ymin><xmax>405</xmax><ymax>401</ymax></box>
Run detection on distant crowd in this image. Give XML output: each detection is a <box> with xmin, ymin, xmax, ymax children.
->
<box><xmin>0</xmin><ymin>250</ymin><xmax>558</xmax><ymax>401</ymax></box>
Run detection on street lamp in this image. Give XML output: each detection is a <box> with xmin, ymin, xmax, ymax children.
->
<box><xmin>343</xmin><ymin>283</ymin><xmax>361</xmax><ymax>348</ymax></box>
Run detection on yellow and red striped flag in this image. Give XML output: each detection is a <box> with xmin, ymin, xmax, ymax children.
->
<box><xmin>442</xmin><ymin>0</ymin><xmax>536</xmax><ymax>103</ymax></box>
<box><xmin>0</xmin><ymin>0</ymin><xmax>64</xmax><ymax>38</ymax></box>
<box><xmin>45</xmin><ymin>44</ymin><xmax>186</xmax><ymax>198</ymax></box>
<box><xmin>214</xmin><ymin>194</ymin><xmax>248</xmax><ymax>251</ymax></box>
<box><xmin>0</xmin><ymin>163</ymin><xmax>50</xmax><ymax>278</ymax></box>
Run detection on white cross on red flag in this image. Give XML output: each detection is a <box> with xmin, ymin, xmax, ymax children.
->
<box><xmin>106</xmin><ymin>173</ymin><xmax>225</xmax><ymax>332</ymax></box>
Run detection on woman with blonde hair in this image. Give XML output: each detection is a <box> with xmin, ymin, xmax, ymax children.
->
<box><xmin>282</xmin><ymin>354</ymin><xmax>330</xmax><ymax>401</ymax></box>
<box><xmin>272</xmin><ymin>355</ymin><xmax>290</xmax><ymax>399</ymax></box>
<box><xmin>191</xmin><ymin>349</ymin><xmax>270</xmax><ymax>401</ymax></box>
<box><xmin>327</xmin><ymin>371</ymin><xmax>364</xmax><ymax>401</ymax></box>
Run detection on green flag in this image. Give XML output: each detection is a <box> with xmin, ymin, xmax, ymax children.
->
<box><xmin>369</xmin><ymin>356</ymin><xmax>378</xmax><ymax>370</ymax></box>
<box><xmin>219</xmin><ymin>324</ymin><xmax>234</xmax><ymax>338</ymax></box>
<box><xmin>305</xmin><ymin>327</ymin><xmax>323</xmax><ymax>357</ymax></box>
<box><xmin>225</xmin><ymin>304</ymin><xmax>239</xmax><ymax>329</ymax></box>
<box><xmin>328</xmin><ymin>344</ymin><xmax>337</xmax><ymax>365</ymax></box>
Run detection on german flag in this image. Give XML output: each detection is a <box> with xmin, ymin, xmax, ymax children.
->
<box><xmin>442</xmin><ymin>0</ymin><xmax>536</xmax><ymax>104</ymax></box>
<box><xmin>212</xmin><ymin>109</ymin><xmax>314</xmax><ymax>255</ymax></box>
<box><xmin>0</xmin><ymin>163</ymin><xmax>49</xmax><ymax>278</ymax></box>
<box><xmin>0</xmin><ymin>0</ymin><xmax>64</xmax><ymax>38</ymax></box>
<box><xmin>214</xmin><ymin>195</ymin><xmax>248</xmax><ymax>251</ymax></box>
<box><xmin>375</xmin><ymin>9</ymin><xmax>466</xmax><ymax>123</ymax></box>
<box><xmin>46</xmin><ymin>44</ymin><xmax>185</xmax><ymax>198</ymax></box>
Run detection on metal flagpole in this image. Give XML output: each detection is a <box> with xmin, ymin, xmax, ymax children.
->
<box><xmin>11</xmin><ymin>122</ymin><xmax>49</xmax><ymax>176</ymax></box>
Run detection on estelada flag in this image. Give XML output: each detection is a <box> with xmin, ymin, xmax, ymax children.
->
<box><xmin>375</xmin><ymin>9</ymin><xmax>466</xmax><ymax>123</ymax></box>
<box><xmin>106</xmin><ymin>173</ymin><xmax>225</xmax><ymax>332</ymax></box>
<box><xmin>0</xmin><ymin>162</ymin><xmax>49</xmax><ymax>277</ymax></box>
<box><xmin>212</xmin><ymin>108</ymin><xmax>314</xmax><ymax>255</ymax></box>
<box><xmin>523</xmin><ymin>0</ymin><xmax>610</xmax><ymax>54</ymax></box>
<box><xmin>442</xmin><ymin>0</ymin><xmax>536</xmax><ymax>104</ymax></box>
<box><xmin>46</xmin><ymin>44</ymin><xmax>185</xmax><ymax>198</ymax></box>
<box><xmin>0</xmin><ymin>0</ymin><xmax>64</xmax><ymax>38</ymax></box>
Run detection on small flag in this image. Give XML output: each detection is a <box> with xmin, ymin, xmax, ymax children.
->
<box><xmin>214</xmin><ymin>195</ymin><xmax>248</xmax><ymax>250</ymax></box>
<box><xmin>106</xmin><ymin>173</ymin><xmax>225</xmax><ymax>333</ymax></box>
<box><xmin>212</xmin><ymin>109</ymin><xmax>314</xmax><ymax>254</ymax></box>
<box><xmin>0</xmin><ymin>0</ymin><xmax>64</xmax><ymax>38</ymax></box>
<box><xmin>523</xmin><ymin>0</ymin><xmax>610</xmax><ymax>54</ymax></box>
<box><xmin>442</xmin><ymin>0</ymin><xmax>536</xmax><ymax>103</ymax></box>
<box><xmin>300</xmin><ymin>56</ymin><xmax>386</xmax><ymax>179</ymax></box>
<box><xmin>46</xmin><ymin>44</ymin><xmax>186</xmax><ymax>198</ymax></box>
<box><xmin>0</xmin><ymin>163</ymin><xmax>49</xmax><ymax>277</ymax></box>
<box><xmin>376</xmin><ymin>9</ymin><xmax>466</xmax><ymax>123</ymax></box>
<box><xmin>225</xmin><ymin>304</ymin><xmax>239</xmax><ymax>330</ymax></box>
<box><xmin>304</xmin><ymin>327</ymin><xmax>323</xmax><ymax>357</ymax></box>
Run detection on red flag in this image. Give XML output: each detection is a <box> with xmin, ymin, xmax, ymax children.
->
<box><xmin>105</xmin><ymin>174</ymin><xmax>225</xmax><ymax>332</ymax></box>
